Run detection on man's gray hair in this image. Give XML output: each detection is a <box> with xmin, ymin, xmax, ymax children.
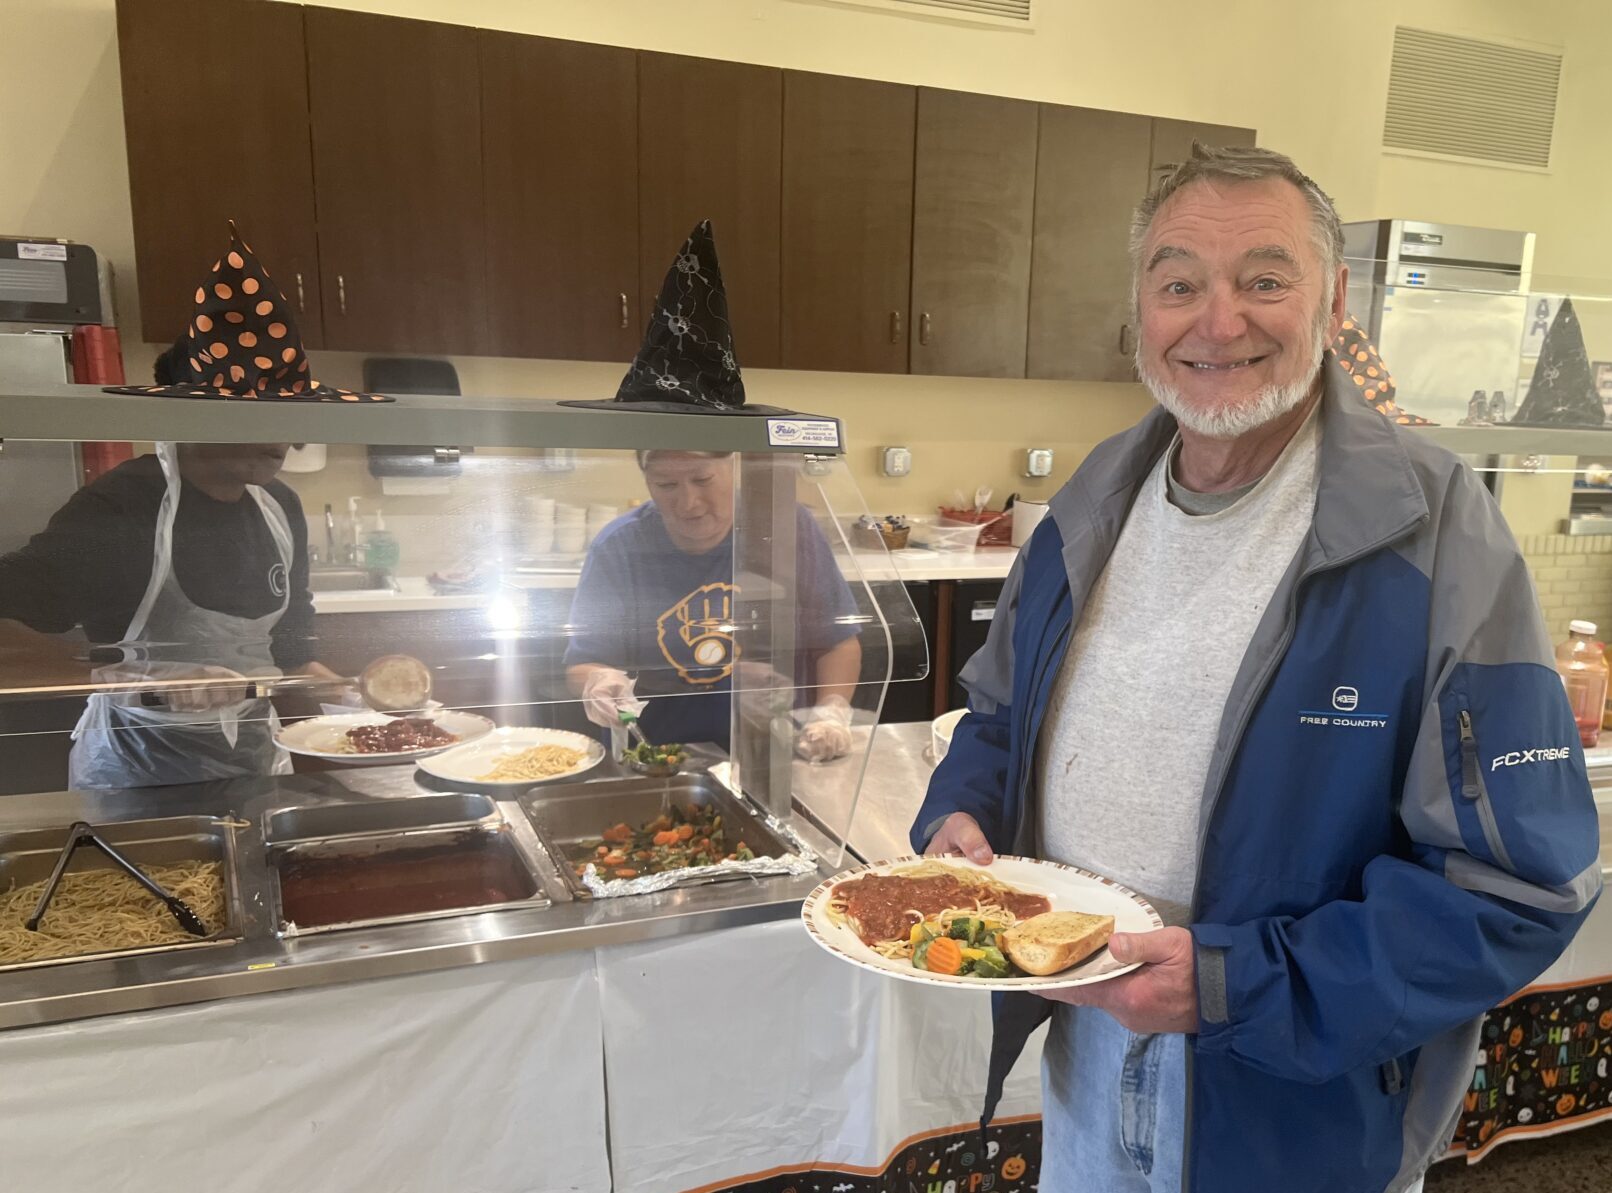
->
<box><xmin>1130</xmin><ymin>143</ymin><xmax>1345</xmax><ymax>302</ymax></box>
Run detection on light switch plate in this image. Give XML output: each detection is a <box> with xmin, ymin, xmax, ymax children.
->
<box><xmin>881</xmin><ymin>446</ymin><xmax>912</xmax><ymax>478</ymax></box>
<box><xmin>1025</xmin><ymin>448</ymin><xmax>1054</xmax><ymax>477</ymax></box>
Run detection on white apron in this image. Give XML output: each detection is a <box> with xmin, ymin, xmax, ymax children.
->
<box><xmin>69</xmin><ymin>443</ymin><xmax>294</xmax><ymax>788</ymax></box>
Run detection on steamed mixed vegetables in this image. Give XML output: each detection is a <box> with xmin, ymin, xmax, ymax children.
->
<box><xmin>621</xmin><ymin>740</ymin><xmax>685</xmax><ymax>770</ymax></box>
<box><xmin>910</xmin><ymin>915</ymin><xmax>1017</xmax><ymax>979</ymax></box>
<box><xmin>571</xmin><ymin>802</ymin><xmax>756</xmax><ymax>881</ymax></box>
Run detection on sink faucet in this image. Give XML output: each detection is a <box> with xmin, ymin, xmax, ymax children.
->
<box><xmin>324</xmin><ymin>503</ymin><xmax>337</xmax><ymax>565</ymax></box>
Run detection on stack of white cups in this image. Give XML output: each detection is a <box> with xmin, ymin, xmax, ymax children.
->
<box><xmin>554</xmin><ymin>503</ymin><xmax>586</xmax><ymax>555</ymax></box>
<box><xmin>586</xmin><ymin>504</ymin><xmax>619</xmax><ymax>546</ymax></box>
<box><xmin>526</xmin><ymin>496</ymin><xmax>556</xmax><ymax>555</ymax></box>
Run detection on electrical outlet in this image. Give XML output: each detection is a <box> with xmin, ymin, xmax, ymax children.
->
<box><xmin>881</xmin><ymin>446</ymin><xmax>912</xmax><ymax>478</ymax></box>
<box><xmin>1025</xmin><ymin>448</ymin><xmax>1054</xmax><ymax>478</ymax></box>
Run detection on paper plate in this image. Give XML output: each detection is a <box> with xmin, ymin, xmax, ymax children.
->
<box><xmin>417</xmin><ymin>727</ymin><xmax>606</xmax><ymax>788</ymax></box>
<box><xmin>275</xmin><ymin>710</ymin><xmax>495</xmax><ymax>764</ymax></box>
<box><xmin>801</xmin><ymin>854</ymin><xmax>1163</xmax><ymax>991</ymax></box>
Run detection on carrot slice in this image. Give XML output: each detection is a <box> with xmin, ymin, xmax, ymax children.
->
<box><xmin>924</xmin><ymin>936</ymin><xmax>964</xmax><ymax>976</ymax></box>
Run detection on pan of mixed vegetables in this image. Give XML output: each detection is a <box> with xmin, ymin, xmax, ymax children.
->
<box><xmin>569</xmin><ymin>802</ymin><xmax>756</xmax><ymax>882</ymax></box>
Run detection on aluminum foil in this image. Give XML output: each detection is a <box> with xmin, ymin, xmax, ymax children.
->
<box><xmin>579</xmin><ymin>807</ymin><xmax>819</xmax><ymax>898</ymax></box>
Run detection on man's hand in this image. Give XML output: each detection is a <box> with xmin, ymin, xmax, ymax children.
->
<box><xmin>923</xmin><ymin>812</ymin><xmax>994</xmax><ymax>865</ymax></box>
<box><xmin>1036</xmin><ymin>927</ymin><xmax>1198</xmax><ymax>1034</ymax></box>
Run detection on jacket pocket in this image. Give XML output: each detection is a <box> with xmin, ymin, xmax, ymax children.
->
<box><xmin>1438</xmin><ymin>661</ymin><xmax>1598</xmax><ymax>885</ymax></box>
<box><xmin>1457</xmin><ymin>709</ymin><xmax>1516</xmax><ymax>872</ymax></box>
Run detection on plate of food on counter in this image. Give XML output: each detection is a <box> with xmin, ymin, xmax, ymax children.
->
<box><xmin>416</xmin><ymin>727</ymin><xmax>606</xmax><ymax>788</ymax></box>
<box><xmin>275</xmin><ymin>710</ymin><xmax>496</xmax><ymax>764</ymax></box>
<box><xmin>802</xmin><ymin>855</ymin><xmax>1162</xmax><ymax>990</ymax></box>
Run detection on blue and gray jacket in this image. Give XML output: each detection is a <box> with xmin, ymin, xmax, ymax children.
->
<box><xmin>911</xmin><ymin>362</ymin><xmax>1602</xmax><ymax>1192</ymax></box>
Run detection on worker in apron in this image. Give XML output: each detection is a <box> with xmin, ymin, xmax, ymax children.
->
<box><xmin>56</xmin><ymin>224</ymin><xmax>390</xmax><ymax>786</ymax></box>
<box><xmin>69</xmin><ymin>442</ymin><xmax>294</xmax><ymax>788</ymax></box>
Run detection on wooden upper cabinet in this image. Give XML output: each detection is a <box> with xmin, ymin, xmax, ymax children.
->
<box><xmin>306</xmin><ymin>8</ymin><xmax>487</xmax><ymax>356</ymax></box>
<box><xmin>480</xmin><ymin>33</ymin><xmax>639</xmax><ymax>364</ymax></box>
<box><xmin>117</xmin><ymin>0</ymin><xmax>324</xmax><ymax>347</ymax></box>
<box><xmin>781</xmin><ymin>72</ymin><xmax>916</xmax><ymax>374</ymax></box>
<box><xmin>638</xmin><ymin>53</ymin><xmax>782</xmax><ymax>369</ymax></box>
<box><xmin>1028</xmin><ymin>106</ymin><xmax>1152</xmax><ymax>382</ymax></box>
<box><xmin>910</xmin><ymin>89</ymin><xmax>1039</xmax><ymax>379</ymax></box>
<box><xmin>1148</xmin><ymin>118</ymin><xmax>1257</xmax><ymax>191</ymax></box>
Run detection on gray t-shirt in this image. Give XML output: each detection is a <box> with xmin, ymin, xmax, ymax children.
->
<box><xmin>1037</xmin><ymin>410</ymin><xmax>1320</xmax><ymax>924</ymax></box>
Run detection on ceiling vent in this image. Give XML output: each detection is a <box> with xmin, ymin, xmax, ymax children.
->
<box><xmin>821</xmin><ymin>0</ymin><xmax>1034</xmax><ymax>28</ymax></box>
<box><xmin>1384</xmin><ymin>27</ymin><xmax>1562</xmax><ymax>170</ymax></box>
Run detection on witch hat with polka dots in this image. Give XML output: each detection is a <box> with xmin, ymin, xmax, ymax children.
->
<box><xmin>1328</xmin><ymin>314</ymin><xmax>1433</xmax><ymax>426</ymax></box>
<box><xmin>105</xmin><ymin>224</ymin><xmax>390</xmax><ymax>403</ymax></box>
<box><xmin>562</xmin><ymin>219</ymin><xmax>791</xmax><ymax>416</ymax></box>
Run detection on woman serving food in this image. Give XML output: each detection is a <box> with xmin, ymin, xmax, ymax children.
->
<box><xmin>563</xmin><ymin>222</ymin><xmax>862</xmax><ymax>761</ymax></box>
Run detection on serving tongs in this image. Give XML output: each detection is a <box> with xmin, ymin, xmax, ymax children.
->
<box><xmin>24</xmin><ymin>821</ymin><xmax>209</xmax><ymax>937</ymax></box>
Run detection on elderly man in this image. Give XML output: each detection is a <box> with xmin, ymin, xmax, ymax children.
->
<box><xmin>912</xmin><ymin>144</ymin><xmax>1600</xmax><ymax>1193</ymax></box>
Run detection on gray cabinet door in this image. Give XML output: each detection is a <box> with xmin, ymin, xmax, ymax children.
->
<box><xmin>1027</xmin><ymin>106</ymin><xmax>1153</xmax><ymax>381</ymax></box>
<box><xmin>781</xmin><ymin>71</ymin><xmax>916</xmax><ymax>374</ymax></box>
<box><xmin>638</xmin><ymin>54</ymin><xmax>783</xmax><ymax>369</ymax></box>
<box><xmin>910</xmin><ymin>89</ymin><xmax>1039</xmax><ymax>379</ymax></box>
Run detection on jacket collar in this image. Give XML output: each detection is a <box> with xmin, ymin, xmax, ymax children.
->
<box><xmin>1046</xmin><ymin>358</ymin><xmax>1429</xmax><ymax>583</ymax></box>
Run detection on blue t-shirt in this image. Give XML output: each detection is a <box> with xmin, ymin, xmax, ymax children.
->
<box><xmin>564</xmin><ymin>504</ymin><xmax>860</xmax><ymax>749</ymax></box>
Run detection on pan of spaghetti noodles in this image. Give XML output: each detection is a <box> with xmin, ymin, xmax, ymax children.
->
<box><xmin>0</xmin><ymin>816</ymin><xmax>241</xmax><ymax>970</ymax></box>
<box><xmin>801</xmin><ymin>855</ymin><xmax>1163</xmax><ymax>990</ymax></box>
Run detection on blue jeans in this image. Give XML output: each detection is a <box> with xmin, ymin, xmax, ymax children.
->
<box><xmin>1041</xmin><ymin>1005</ymin><xmax>1188</xmax><ymax>1192</ymax></box>
<box><xmin>1040</xmin><ymin>1006</ymin><xmax>1427</xmax><ymax>1193</ymax></box>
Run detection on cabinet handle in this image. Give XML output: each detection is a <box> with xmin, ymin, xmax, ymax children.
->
<box><xmin>889</xmin><ymin>311</ymin><xmax>902</xmax><ymax>343</ymax></box>
<box><xmin>620</xmin><ymin>292</ymin><xmax>630</xmax><ymax>329</ymax></box>
<box><xmin>337</xmin><ymin>274</ymin><xmax>347</xmax><ymax>316</ymax></box>
<box><xmin>919</xmin><ymin>312</ymin><xmax>932</xmax><ymax>346</ymax></box>
<box><xmin>1118</xmin><ymin>323</ymin><xmax>1136</xmax><ymax>356</ymax></box>
<box><xmin>294</xmin><ymin>271</ymin><xmax>306</xmax><ymax>313</ymax></box>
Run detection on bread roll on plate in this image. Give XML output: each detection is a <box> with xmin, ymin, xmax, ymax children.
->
<box><xmin>999</xmin><ymin>910</ymin><xmax>1115</xmax><ymax>976</ymax></box>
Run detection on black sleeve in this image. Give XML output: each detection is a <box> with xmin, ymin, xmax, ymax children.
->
<box><xmin>269</xmin><ymin>483</ymin><xmax>316</xmax><ymax>670</ymax></box>
<box><xmin>0</xmin><ymin>482</ymin><xmax>148</xmax><ymax>638</ymax></box>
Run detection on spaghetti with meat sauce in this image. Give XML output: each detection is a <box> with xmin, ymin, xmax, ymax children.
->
<box><xmin>828</xmin><ymin>861</ymin><xmax>1050</xmax><ymax>957</ymax></box>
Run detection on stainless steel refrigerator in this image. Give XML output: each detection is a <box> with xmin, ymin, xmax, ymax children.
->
<box><xmin>1342</xmin><ymin>219</ymin><xmax>1535</xmax><ymax>426</ymax></box>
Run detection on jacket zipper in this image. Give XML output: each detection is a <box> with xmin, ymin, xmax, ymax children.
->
<box><xmin>1458</xmin><ymin>709</ymin><xmax>1516</xmax><ymax>872</ymax></box>
<box><xmin>1180</xmin><ymin>526</ymin><xmax>1422</xmax><ymax>1193</ymax></box>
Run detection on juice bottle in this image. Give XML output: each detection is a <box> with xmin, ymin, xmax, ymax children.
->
<box><xmin>1556</xmin><ymin>620</ymin><xmax>1608</xmax><ymax>748</ymax></box>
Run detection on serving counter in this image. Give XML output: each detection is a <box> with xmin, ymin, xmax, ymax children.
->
<box><xmin>0</xmin><ymin>761</ymin><xmax>834</xmax><ymax>1031</ymax></box>
<box><xmin>0</xmin><ymin>738</ymin><xmax>1051</xmax><ymax>1193</ymax></box>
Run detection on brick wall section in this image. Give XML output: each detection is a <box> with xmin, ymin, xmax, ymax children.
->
<box><xmin>1519</xmin><ymin>534</ymin><xmax>1612</xmax><ymax>643</ymax></box>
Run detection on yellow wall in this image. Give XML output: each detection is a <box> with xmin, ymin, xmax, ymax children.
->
<box><xmin>3</xmin><ymin>0</ymin><xmax>1610</xmax><ymax>511</ymax></box>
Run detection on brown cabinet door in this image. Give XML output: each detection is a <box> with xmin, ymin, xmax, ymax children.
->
<box><xmin>1027</xmin><ymin>106</ymin><xmax>1152</xmax><ymax>382</ymax></box>
<box><xmin>781</xmin><ymin>72</ymin><xmax>915</xmax><ymax>374</ymax></box>
<box><xmin>638</xmin><ymin>53</ymin><xmax>782</xmax><ymax>369</ymax></box>
<box><xmin>910</xmin><ymin>89</ymin><xmax>1039</xmax><ymax>379</ymax></box>
<box><xmin>1148</xmin><ymin>118</ymin><xmax>1257</xmax><ymax>191</ymax></box>
<box><xmin>481</xmin><ymin>32</ymin><xmax>639</xmax><ymax>364</ymax></box>
<box><xmin>306</xmin><ymin>8</ymin><xmax>486</xmax><ymax>356</ymax></box>
<box><xmin>117</xmin><ymin>0</ymin><xmax>323</xmax><ymax>347</ymax></box>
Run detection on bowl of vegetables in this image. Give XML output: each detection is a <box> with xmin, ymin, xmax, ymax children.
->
<box><xmin>621</xmin><ymin>740</ymin><xmax>686</xmax><ymax>777</ymax></box>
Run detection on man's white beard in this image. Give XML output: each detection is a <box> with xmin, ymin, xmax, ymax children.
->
<box><xmin>1136</xmin><ymin>310</ymin><xmax>1329</xmax><ymax>440</ymax></box>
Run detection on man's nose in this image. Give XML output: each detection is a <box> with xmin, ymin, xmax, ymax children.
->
<box><xmin>1196</xmin><ymin>284</ymin><xmax>1250</xmax><ymax>344</ymax></box>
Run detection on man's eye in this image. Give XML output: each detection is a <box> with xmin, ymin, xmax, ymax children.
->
<box><xmin>1252</xmin><ymin>277</ymin><xmax>1283</xmax><ymax>292</ymax></box>
<box><xmin>1165</xmin><ymin>281</ymin><xmax>1193</xmax><ymax>297</ymax></box>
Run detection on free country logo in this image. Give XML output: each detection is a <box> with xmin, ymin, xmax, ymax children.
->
<box><xmin>1298</xmin><ymin>685</ymin><xmax>1389</xmax><ymax>730</ymax></box>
